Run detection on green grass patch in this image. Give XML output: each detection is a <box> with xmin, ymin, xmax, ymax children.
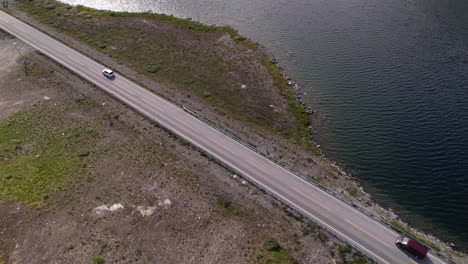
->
<box><xmin>260</xmin><ymin>58</ymin><xmax>319</xmax><ymax>155</ymax></box>
<box><xmin>145</xmin><ymin>64</ymin><xmax>161</xmax><ymax>74</ymax></box>
<box><xmin>249</xmin><ymin>238</ymin><xmax>298</xmax><ymax>264</ymax></box>
<box><xmin>301</xmin><ymin>223</ymin><xmax>318</xmax><ymax>236</ymax></box>
<box><xmin>91</xmin><ymin>254</ymin><xmax>105</xmax><ymax>264</ymax></box>
<box><xmin>0</xmin><ymin>104</ymin><xmax>97</xmax><ymax>208</ymax></box>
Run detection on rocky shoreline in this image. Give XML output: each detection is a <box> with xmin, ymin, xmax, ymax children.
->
<box><xmin>256</xmin><ymin>33</ymin><xmax>467</xmax><ymax>261</ymax></box>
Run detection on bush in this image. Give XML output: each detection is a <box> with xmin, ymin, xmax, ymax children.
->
<box><xmin>92</xmin><ymin>254</ymin><xmax>105</xmax><ymax>264</ymax></box>
<box><xmin>145</xmin><ymin>64</ymin><xmax>161</xmax><ymax>73</ymax></box>
<box><xmin>77</xmin><ymin>11</ymin><xmax>89</xmax><ymax>17</ymax></box>
<box><xmin>347</xmin><ymin>187</ymin><xmax>358</xmax><ymax>197</ymax></box>
<box><xmin>78</xmin><ymin>150</ymin><xmax>90</xmax><ymax>157</ymax></box>
<box><xmin>98</xmin><ymin>43</ymin><xmax>107</xmax><ymax>49</ymax></box>
<box><xmin>45</xmin><ymin>4</ymin><xmax>55</xmax><ymax>10</ymax></box>
<box><xmin>302</xmin><ymin>226</ymin><xmax>311</xmax><ymax>236</ymax></box>
<box><xmin>263</xmin><ymin>237</ymin><xmax>281</xmax><ymax>252</ymax></box>
<box><xmin>339</xmin><ymin>246</ymin><xmax>352</xmax><ymax>259</ymax></box>
<box><xmin>216</xmin><ymin>198</ymin><xmax>231</xmax><ymax>208</ymax></box>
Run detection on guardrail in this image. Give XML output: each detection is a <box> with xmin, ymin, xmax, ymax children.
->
<box><xmin>182</xmin><ymin>106</ymin><xmax>458</xmax><ymax>264</ymax></box>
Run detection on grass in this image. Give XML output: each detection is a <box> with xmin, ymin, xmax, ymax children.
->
<box><xmin>0</xmin><ymin>101</ymin><xmax>99</xmax><ymax>208</ymax></box>
<box><xmin>0</xmin><ymin>252</ymin><xmax>6</xmax><ymax>264</ymax></box>
<box><xmin>91</xmin><ymin>254</ymin><xmax>105</xmax><ymax>264</ymax></box>
<box><xmin>15</xmin><ymin>0</ymin><xmax>318</xmax><ymax>154</ymax></box>
<box><xmin>248</xmin><ymin>238</ymin><xmax>299</xmax><ymax>264</ymax></box>
<box><xmin>253</xmin><ymin>248</ymin><xmax>299</xmax><ymax>264</ymax></box>
<box><xmin>216</xmin><ymin>198</ymin><xmax>245</xmax><ymax>217</ymax></box>
<box><xmin>301</xmin><ymin>223</ymin><xmax>318</xmax><ymax>236</ymax></box>
<box><xmin>260</xmin><ymin>58</ymin><xmax>319</xmax><ymax>155</ymax></box>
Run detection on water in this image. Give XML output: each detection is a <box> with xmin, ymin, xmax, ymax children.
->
<box><xmin>58</xmin><ymin>0</ymin><xmax>468</xmax><ymax>247</ymax></box>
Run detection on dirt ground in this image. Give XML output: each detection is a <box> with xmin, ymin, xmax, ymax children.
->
<box><xmin>0</xmin><ymin>32</ymin><xmax>373</xmax><ymax>264</ymax></box>
<box><xmin>0</xmin><ymin>2</ymin><xmax>466</xmax><ymax>263</ymax></box>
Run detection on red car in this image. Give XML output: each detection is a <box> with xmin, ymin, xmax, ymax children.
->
<box><xmin>395</xmin><ymin>235</ymin><xmax>428</xmax><ymax>259</ymax></box>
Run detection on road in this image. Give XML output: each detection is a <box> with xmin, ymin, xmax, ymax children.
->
<box><xmin>0</xmin><ymin>10</ymin><xmax>448</xmax><ymax>264</ymax></box>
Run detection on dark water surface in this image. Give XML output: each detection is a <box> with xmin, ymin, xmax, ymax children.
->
<box><xmin>59</xmin><ymin>0</ymin><xmax>468</xmax><ymax>247</ymax></box>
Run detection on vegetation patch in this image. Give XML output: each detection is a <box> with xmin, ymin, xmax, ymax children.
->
<box><xmin>338</xmin><ymin>246</ymin><xmax>372</xmax><ymax>264</ymax></box>
<box><xmin>260</xmin><ymin>58</ymin><xmax>319</xmax><ymax>155</ymax></box>
<box><xmin>0</xmin><ymin>102</ymin><xmax>99</xmax><ymax>208</ymax></box>
<box><xmin>248</xmin><ymin>237</ymin><xmax>298</xmax><ymax>264</ymax></box>
<box><xmin>216</xmin><ymin>197</ymin><xmax>245</xmax><ymax>217</ymax></box>
<box><xmin>263</xmin><ymin>237</ymin><xmax>281</xmax><ymax>251</ymax></box>
<box><xmin>91</xmin><ymin>254</ymin><xmax>105</xmax><ymax>264</ymax></box>
<box><xmin>347</xmin><ymin>187</ymin><xmax>358</xmax><ymax>197</ymax></box>
<box><xmin>301</xmin><ymin>223</ymin><xmax>318</xmax><ymax>236</ymax></box>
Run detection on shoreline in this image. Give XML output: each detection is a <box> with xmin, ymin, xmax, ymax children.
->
<box><xmin>253</xmin><ymin>19</ymin><xmax>468</xmax><ymax>258</ymax></box>
<box><xmin>276</xmin><ymin>58</ymin><xmax>468</xmax><ymax>254</ymax></box>
<box><xmin>3</xmin><ymin>0</ymin><xmax>467</xmax><ymax>262</ymax></box>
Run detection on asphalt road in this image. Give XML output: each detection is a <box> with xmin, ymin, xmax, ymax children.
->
<box><xmin>0</xmin><ymin>10</ymin><xmax>448</xmax><ymax>264</ymax></box>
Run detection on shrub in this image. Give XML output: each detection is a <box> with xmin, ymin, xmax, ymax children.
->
<box><xmin>263</xmin><ymin>237</ymin><xmax>281</xmax><ymax>252</ymax></box>
<box><xmin>216</xmin><ymin>198</ymin><xmax>231</xmax><ymax>208</ymax></box>
<box><xmin>302</xmin><ymin>226</ymin><xmax>311</xmax><ymax>236</ymax></box>
<box><xmin>92</xmin><ymin>254</ymin><xmax>105</xmax><ymax>264</ymax></box>
<box><xmin>98</xmin><ymin>43</ymin><xmax>107</xmax><ymax>49</ymax></box>
<box><xmin>45</xmin><ymin>4</ymin><xmax>55</xmax><ymax>10</ymax></box>
<box><xmin>78</xmin><ymin>150</ymin><xmax>90</xmax><ymax>157</ymax></box>
<box><xmin>347</xmin><ymin>187</ymin><xmax>358</xmax><ymax>197</ymax></box>
<box><xmin>77</xmin><ymin>11</ymin><xmax>89</xmax><ymax>17</ymax></box>
<box><xmin>146</xmin><ymin>64</ymin><xmax>161</xmax><ymax>73</ymax></box>
<box><xmin>339</xmin><ymin>246</ymin><xmax>352</xmax><ymax>259</ymax></box>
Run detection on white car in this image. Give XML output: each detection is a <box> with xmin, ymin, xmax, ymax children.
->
<box><xmin>102</xmin><ymin>68</ymin><xmax>115</xmax><ymax>79</ymax></box>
